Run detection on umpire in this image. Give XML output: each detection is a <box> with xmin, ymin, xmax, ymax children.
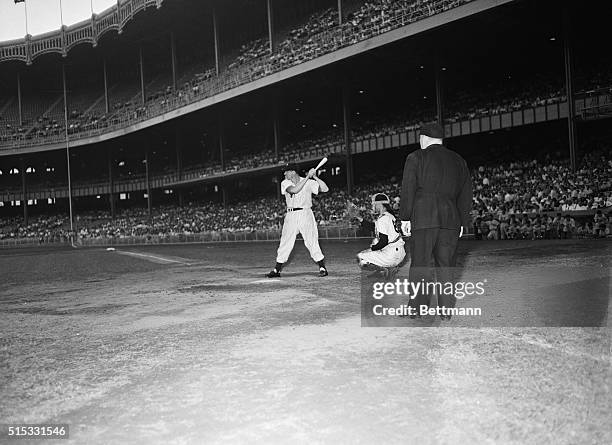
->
<box><xmin>399</xmin><ymin>122</ymin><xmax>472</xmax><ymax>320</ymax></box>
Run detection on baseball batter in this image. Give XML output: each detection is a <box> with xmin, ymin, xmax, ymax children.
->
<box><xmin>266</xmin><ymin>165</ymin><xmax>329</xmax><ymax>278</ymax></box>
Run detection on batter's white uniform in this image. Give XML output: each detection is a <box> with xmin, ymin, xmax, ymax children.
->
<box><xmin>358</xmin><ymin>212</ymin><xmax>406</xmax><ymax>268</ymax></box>
<box><xmin>276</xmin><ymin>178</ymin><xmax>324</xmax><ymax>263</ymax></box>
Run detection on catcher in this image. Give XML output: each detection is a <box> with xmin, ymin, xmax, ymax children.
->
<box><xmin>349</xmin><ymin>193</ymin><xmax>407</xmax><ymax>275</ymax></box>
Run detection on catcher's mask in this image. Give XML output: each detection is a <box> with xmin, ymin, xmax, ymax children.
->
<box><xmin>371</xmin><ymin>193</ymin><xmax>390</xmax><ymax>212</ymax></box>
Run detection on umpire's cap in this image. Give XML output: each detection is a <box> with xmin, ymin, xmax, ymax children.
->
<box><xmin>419</xmin><ymin>122</ymin><xmax>445</xmax><ymax>139</ymax></box>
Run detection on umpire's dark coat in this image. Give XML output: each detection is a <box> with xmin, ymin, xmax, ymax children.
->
<box><xmin>399</xmin><ymin>143</ymin><xmax>472</xmax><ymax>311</ymax></box>
<box><xmin>399</xmin><ymin>144</ymin><xmax>472</xmax><ymax>229</ymax></box>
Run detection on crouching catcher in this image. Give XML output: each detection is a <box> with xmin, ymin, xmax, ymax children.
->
<box><xmin>350</xmin><ymin>193</ymin><xmax>408</xmax><ymax>278</ymax></box>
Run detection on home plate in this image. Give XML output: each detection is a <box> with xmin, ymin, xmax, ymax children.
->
<box><xmin>251</xmin><ymin>279</ymin><xmax>281</xmax><ymax>284</ymax></box>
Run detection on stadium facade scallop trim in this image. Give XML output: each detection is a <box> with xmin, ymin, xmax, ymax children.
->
<box><xmin>0</xmin><ymin>0</ymin><xmax>164</xmax><ymax>65</ymax></box>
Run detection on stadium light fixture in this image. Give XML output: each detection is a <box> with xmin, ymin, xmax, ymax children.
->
<box><xmin>118</xmin><ymin>161</ymin><xmax>125</xmax><ymax>167</ymax></box>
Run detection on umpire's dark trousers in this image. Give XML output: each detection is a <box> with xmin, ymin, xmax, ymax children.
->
<box><xmin>408</xmin><ymin>228</ymin><xmax>459</xmax><ymax>309</ymax></box>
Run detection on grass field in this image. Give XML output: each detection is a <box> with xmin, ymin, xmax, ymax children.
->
<box><xmin>0</xmin><ymin>239</ymin><xmax>610</xmax><ymax>444</ymax></box>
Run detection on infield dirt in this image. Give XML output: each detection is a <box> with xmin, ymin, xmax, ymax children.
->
<box><xmin>0</xmin><ymin>239</ymin><xmax>610</xmax><ymax>444</ymax></box>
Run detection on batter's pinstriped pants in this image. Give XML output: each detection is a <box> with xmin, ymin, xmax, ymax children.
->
<box><xmin>276</xmin><ymin>208</ymin><xmax>324</xmax><ymax>263</ymax></box>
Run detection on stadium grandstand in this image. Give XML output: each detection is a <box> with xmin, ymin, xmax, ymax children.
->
<box><xmin>0</xmin><ymin>0</ymin><xmax>610</xmax><ymax>245</ymax></box>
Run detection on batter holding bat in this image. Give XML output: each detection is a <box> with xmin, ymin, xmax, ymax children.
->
<box><xmin>266</xmin><ymin>158</ymin><xmax>330</xmax><ymax>278</ymax></box>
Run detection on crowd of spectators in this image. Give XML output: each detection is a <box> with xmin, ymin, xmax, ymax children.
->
<box><xmin>469</xmin><ymin>149</ymin><xmax>612</xmax><ymax>239</ymax></box>
<box><xmin>445</xmin><ymin>74</ymin><xmax>566</xmax><ymax>124</ymax></box>
<box><xmin>2</xmin><ymin>147</ymin><xmax>610</xmax><ymax>242</ymax></box>
<box><xmin>0</xmin><ymin>214</ymin><xmax>71</xmax><ymax>243</ymax></box>
<box><xmin>5</xmin><ymin>0</ymin><xmax>590</xmax><ymax>147</ymax></box>
<box><xmin>1</xmin><ymin>2</ymin><xmax>612</xmax><ymax>241</ymax></box>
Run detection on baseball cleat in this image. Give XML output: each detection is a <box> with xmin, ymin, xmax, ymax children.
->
<box><xmin>266</xmin><ymin>270</ymin><xmax>281</xmax><ymax>278</ymax></box>
<box><xmin>319</xmin><ymin>267</ymin><xmax>328</xmax><ymax>277</ymax></box>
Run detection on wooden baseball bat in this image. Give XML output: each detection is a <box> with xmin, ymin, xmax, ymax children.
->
<box><xmin>315</xmin><ymin>156</ymin><xmax>328</xmax><ymax>171</ymax></box>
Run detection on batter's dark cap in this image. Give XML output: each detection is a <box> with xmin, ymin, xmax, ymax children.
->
<box><xmin>419</xmin><ymin>122</ymin><xmax>445</xmax><ymax>139</ymax></box>
<box><xmin>283</xmin><ymin>163</ymin><xmax>298</xmax><ymax>172</ymax></box>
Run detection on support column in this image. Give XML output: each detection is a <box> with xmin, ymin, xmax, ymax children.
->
<box><xmin>272</xmin><ymin>99</ymin><xmax>280</xmax><ymax>159</ymax></box>
<box><xmin>337</xmin><ymin>0</ymin><xmax>343</xmax><ymax>25</ymax></box>
<box><xmin>435</xmin><ymin>59</ymin><xmax>444</xmax><ymax>125</ymax></box>
<box><xmin>202</xmin><ymin>135</ymin><xmax>210</xmax><ymax>164</ymax></box>
<box><xmin>212</xmin><ymin>3</ymin><xmax>220</xmax><ymax>76</ymax></box>
<box><xmin>218</xmin><ymin>114</ymin><xmax>225</xmax><ymax>171</ymax></box>
<box><xmin>139</xmin><ymin>46</ymin><xmax>145</xmax><ymax>105</ymax></box>
<box><xmin>275</xmin><ymin>177</ymin><xmax>281</xmax><ymax>200</ymax></box>
<box><xmin>563</xmin><ymin>7</ymin><xmax>576</xmax><ymax>171</ymax></box>
<box><xmin>176</xmin><ymin>127</ymin><xmax>184</xmax><ymax>207</ymax></box>
<box><xmin>170</xmin><ymin>32</ymin><xmax>177</xmax><ymax>91</ymax></box>
<box><xmin>108</xmin><ymin>148</ymin><xmax>116</xmax><ymax>219</ymax></box>
<box><xmin>266</xmin><ymin>0</ymin><xmax>275</xmax><ymax>52</ymax></box>
<box><xmin>20</xmin><ymin>158</ymin><xmax>28</xmax><ymax>226</ymax></box>
<box><xmin>145</xmin><ymin>147</ymin><xmax>152</xmax><ymax>217</ymax></box>
<box><xmin>62</xmin><ymin>63</ymin><xmax>74</xmax><ymax>235</ymax></box>
<box><xmin>342</xmin><ymin>82</ymin><xmax>353</xmax><ymax>196</ymax></box>
<box><xmin>103</xmin><ymin>58</ymin><xmax>109</xmax><ymax>114</ymax></box>
<box><xmin>17</xmin><ymin>73</ymin><xmax>23</xmax><ymax>127</ymax></box>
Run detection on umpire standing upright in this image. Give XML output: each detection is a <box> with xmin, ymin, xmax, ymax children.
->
<box><xmin>399</xmin><ymin>123</ymin><xmax>472</xmax><ymax>320</ymax></box>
